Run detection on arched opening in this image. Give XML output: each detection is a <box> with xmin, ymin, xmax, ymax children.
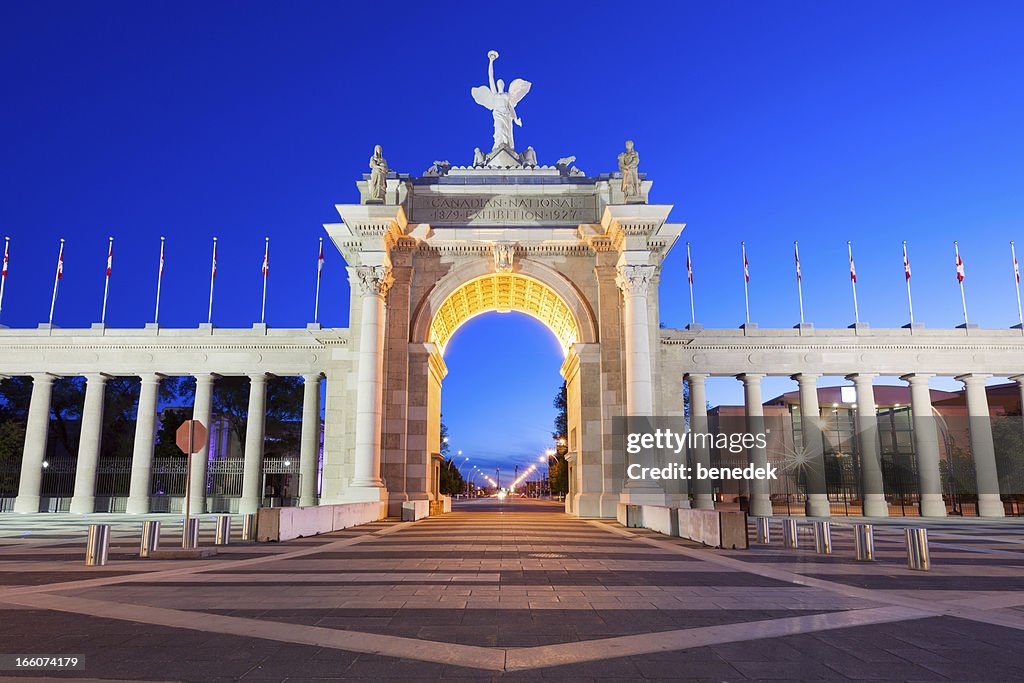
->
<box><xmin>421</xmin><ymin>271</ymin><xmax>590</xmax><ymax>515</ymax></box>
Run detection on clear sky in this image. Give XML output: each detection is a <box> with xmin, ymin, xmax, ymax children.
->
<box><xmin>1</xmin><ymin>1</ymin><xmax>1022</xmax><ymax>475</ymax></box>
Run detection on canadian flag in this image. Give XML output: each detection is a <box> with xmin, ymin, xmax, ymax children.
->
<box><xmin>1015</xmin><ymin>251</ymin><xmax>1020</xmax><ymax>284</ymax></box>
<box><xmin>686</xmin><ymin>249</ymin><xmax>692</xmax><ymax>285</ymax></box>
<box><xmin>317</xmin><ymin>240</ymin><xmax>324</xmax><ymax>274</ymax></box>
<box><xmin>262</xmin><ymin>241</ymin><xmax>269</xmax><ymax>278</ymax></box>
<box><xmin>849</xmin><ymin>251</ymin><xmax>857</xmax><ymax>283</ymax></box>
<box><xmin>794</xmin><ymin>243</ymin><xmax>802</xmax><ymax>282</ymax></box>
<box><xmin>56</xmin><ymin>241</ymin><xmax>64</xmax><ymax>281</ymax></box>
<box><xmin>106</xmin><ymin>240</ymin><xmax>113</xmax><ymax>277</ymax></box>
<box><xmin>743</xmin><ymin>251</ymin><xmax>750</xmax><ymax>283</ymax></box>
<box><xmin>2</xmin><ymin>239</ymin><xmax>8</xmax><ymax>278</ymax></box>
<box><xmin>211</xmin><ymin>240</ymin><xmax>218</xmax><ymax>280</ymax></box>
<box><xmin>903</xmin><ymin>244</ymin><xmax>911</xmax><ymax>281</ymax></box>
<box><xmin>955</xmin><ymin>248</ymin><xmax>965</xmax><ymax>283</ymax></box>
<box><xmin>158</xmin><ymin>239</ymin><xmax>165</xmax><ymax>280</ymax></box>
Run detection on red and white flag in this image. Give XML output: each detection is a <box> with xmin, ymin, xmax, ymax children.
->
<box><xmin>686</xmin><ymin>249</ymin><xmax>693</xmax><ymax>284</ymax></box>
<box><xmin>262</xmin><ymin>241</ymin><xmax>269</xmax><ymax>278</ymax></box>
<box><xmin>158</xmin><ymin>239</ymin><xmax>165</xmax><ymax>280</ymax></box>
<box><xmin>105</xmin><ymin>240</ymin><xmax>113</xmax><ymax>277</ymax></box>
<box><xmin>743</xmin><ymin>251</ymin><xmax>750</xmax><ymax>283</ymax></box>
<box><xmin>1015</xmin><ymin>250</ymin><xmax>1020</xmax><ymax>284</ymax></box>
<box><xmin>903</xmin><ymin>243</ymin><xmax>911</xmax><ymax>281</ymax></box>
<box><xmin>955</xmin><ymin>248</ymin><xmax>965</xmax><ymax>283</ymax></box>
<box><xmin>1</xmin><ymin>238</ymin><xmax>8</xmax><ymax>279</ymax></box>
<box><xmin>849</xmin><ymin>250</ymin><xmax>857</xmax><ymax>283</ymax></box>
<box><xmin>794</xmin><ymin>243</ymin><xmax>802</xmax><ymax>282</ymax></box>
<box><xmin>211</xmin><ymin>240</ymin><xmax>218</xmax><ymax>280</ymax></box>
<box><xmin>317</xmin><ymin>240</ymin><xmax>324</xmax><ymax>274</ymax></box>
<box><xmin>56</xmin><ymin>241</ymin><xmax>64</xmax><ymax>281</ymax></box>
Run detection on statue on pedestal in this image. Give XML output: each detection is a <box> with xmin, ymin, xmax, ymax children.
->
<box><xmin>520</xmin><ymin>146</ymin><xmax>538</xmax><ymax>166</ymax></box>
<box><xmin>367</xmin><ymin>145</ymin><xmax>388</xmax><ymax>203</ymax></box>
<box><xmin>618</xmin><ymin>140</ymin><xmax>641</xmax><ymax>201</ymax></box>
<box><xmin>473</xmin><ymin>147</ymin><xmax>485</xmax><ymax>166</ymax></box>
<box><xmin>471</xmin><ymin>51</ymin><xmax>532</xmax><ymax>152</ymax></box>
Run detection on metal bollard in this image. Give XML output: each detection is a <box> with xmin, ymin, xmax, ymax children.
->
<box><xmin>215</xmin><ymin>515</ymin><xmax>231</xmax><ymax>545</ymax></box>
<box><xmin>782</xmin><ymin>519</ymin><xmax>798</xmax><ymax>549</ymax></box>
<box><xmin>85</xmin><ymin>524</ymin><xmax>110</xmax><ymax>566</ymax></box>
<box><xmin>853</xmin><ymin>523</ymin><xmax>874</xmax><ymax>561</ymax></box>
<box><xmin>905</xmin><ymin>527</ymin><xmax>930</xmax><ymax>571</ymax></box>
<box><xmin>755</xmin><ymin>517</ymin><xmax>771</xmax><ymax>544</ymax></box>
<box><xmin>182</xmin><ymin>518</ymin><xmax>199</xmax><ymax>549</ymax></box>
<box><xmin>139</xmin><ymin>520</ymin><xmax>160</xmax><ymax>558</ymax></box>
<box><xmin>241</xmin><ymin>513</ymin><xmax>257</xmax><ymax>541</ymax></box>
<box><xmin>813</xmin><ymin>521</ymin><xmax>832</xmax><ymax>554</ymax></box>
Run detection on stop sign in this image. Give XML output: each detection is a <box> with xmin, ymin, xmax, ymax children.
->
<box><xmin>175</xmin><ymin>420</ymin><xmax>209</xmax><ymax>454</ymax></box>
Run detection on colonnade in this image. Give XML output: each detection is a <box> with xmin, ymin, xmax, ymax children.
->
<box><xmin>684</xmin><ymin>371</ymin><xmax>1013</xmax><ymax>518</ymax></box>
<box><xmin>10</xmin><ymin>372</ymin><xmax>324</xmax><ymax>514</ymax></box>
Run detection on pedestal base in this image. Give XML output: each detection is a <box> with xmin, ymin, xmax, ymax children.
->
<box><xmin>863</xmin><ymin>494</ymin><xmax>889</xmax><ymax>517</ymax></box>
<box><xmin>978</xmin><ymin>493</ymin><xmax>1005</xmax><ymax>518</ymax></box>
<box><xmin>805</xmin><ymin>494</ymin><xmax>830</xmax><ymax>518</ymax></box>
<box><xmin>692</xmin><ymin>494</ymin><xmax>715</xmax><ymax>510</ymax></box>
<box><xmin>919</xmin><ymin>493</ymin><xmax>948</xmax><ymax>517</ymax></box>
<box><xmin>749</xmin><ymin>495</ymin><xmax>773</xmax><ymax>517</ymax></box>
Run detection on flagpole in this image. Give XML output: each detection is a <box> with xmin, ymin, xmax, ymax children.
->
<box><xmin>903</xmin><ymin>241</ymin><xmax>914</xmax><ymax>326</ymax></box>
<box><xmin>794</xmin><ymin>240</ymin><xmax>805</xmax><ymax>325</ymax></box>
<box><xmin>208</xmin><ymin>237</ymin><xmax>217</xmax><ymax>325</ymax></box>
<box><xmin>848</xmin><ymin>241</ymin><xmax>860</xmax><ymax>325</ymax></box>
<box><xmin>1012</xmin><ymin>241</ymin><xmax>1023</xmax><ymax>329</ymax></box>
<box><xmin>154</xmin><ymin>236</ymin><xmax>165</xmax><ymax>325</ymax></box>
<box><xmin>314</xmin><ymin>236</ymin><xmax>323</xmax><ymax>324</ymax></box>
<box><xmin>49</xmin><ymin>239</ymin><xmax>64</xmax><ymax>326</ymax></box>
<box><xmin>0</xmin><ymin>236</ymin><xmax>9</xmax><ymax>320</ymax></box>
<box><xmin>955</xmin><ymin>241</ymin><xmax>968</xmax><ymax>326</ymax></box>
<box><xmin>101</xmin><ymin>236</ymin><xmax>113</xmax><ymax>325</ymax></box>
<box><xmin>686</xmin><ymin>241</ymin><xmax>695</xmax><ymax>325</ymax></box>
<box><xmin>741</xmin><ymin>241</ymin><xmax>750</xmax><ymax>325</ymax></box>
<box><xmin>261</xmin><ymin>237</ymin><xmax>269</xmax><ymax>324</ymax></box>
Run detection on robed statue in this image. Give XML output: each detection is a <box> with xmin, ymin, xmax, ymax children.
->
<box><xmin>472</xmin><ymin>51</ymin><xmax>531</xmax><ymax>152</ymax></box>
<box><xmin>367</xmin><ymin>145</ymin><xmax>388</xmax><ymax>203</ymax></box>
<box><xmin>618</xmin><ymin>140</ymin><xmax>641</xmax><ymax>201</ymax></box>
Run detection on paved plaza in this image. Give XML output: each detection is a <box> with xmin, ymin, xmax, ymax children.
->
<box><xmin>0</xmin><ymin>500</ymin><xmax>1023</xmax><ymax>680</ymax></box>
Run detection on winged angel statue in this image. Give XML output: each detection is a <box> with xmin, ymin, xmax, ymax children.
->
<box><xmin>471</xmin><ymin>51</ymin><xmax>532</xmax><ymax>152</ymax></box>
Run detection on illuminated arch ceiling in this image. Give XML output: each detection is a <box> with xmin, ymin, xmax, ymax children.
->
<box><xmin>429</xmin><ymin>273</ymin><xmax>580</xmax><ymax>356</ymax></box>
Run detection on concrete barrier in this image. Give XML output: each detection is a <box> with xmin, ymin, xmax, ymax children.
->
<box><xmin>257</xmin><ymin>501</ymin><xmax>387</xmax><ymax>542</ymax></box>
<box><xmin>402</xmin><ymin>500</ymin><xmax>430</xmax><ymax>521</ymax></box>
<box><xmin>676</xmin><ymin>508</ymin><xmax>748</xmax><ymax>549</ymax></box>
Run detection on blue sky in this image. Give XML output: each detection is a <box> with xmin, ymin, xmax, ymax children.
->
<box><xmin>1</xmin><ymin>1</ymin><xmax>1022</xmax><ymax>474</ymax></box>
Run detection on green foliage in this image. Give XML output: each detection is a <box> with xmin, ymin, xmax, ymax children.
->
<box><xmin>440</xmin><ymin>417</ymin><xmax>450</xmax><ymax>457</ymax></box>
<box><xmin>549</xmin><ymin>382</ymin><xmax>569</xmax><ymax>496</ymax></box>
<box><xmin>439</xmin><ymin>457</ymin><xmax>466</xmax><ymax>495</ymax></box>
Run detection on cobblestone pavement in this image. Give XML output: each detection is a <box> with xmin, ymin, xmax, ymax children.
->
<box><xmin>0</xmin><ymin>500</ymin><xmax>1023</xmax><ymax>681</ymax></box>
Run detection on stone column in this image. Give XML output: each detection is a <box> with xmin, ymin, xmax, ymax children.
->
<box><xmin>239</xmin><ymin>373</ymin><xmax>267</xmax><ymax>515</ymax></box>
<box><xmin>956</xmin><ymin>374</ymin><xmax>1004</xmax><ymax>518</ymax></box>
<box><xmin>14</xmin><ymin>374</ymin><xmax>55</xmax><ymax>513</ymax></box>
<box><xmin>350</xmin><ymin>265</ymin><xmax>392</xmax><ymax>496</ymax></box>
<box><xmin>793</xmin><ymin>373</ymin><xmax>830</xmax><ymax>517</ymax></box>
<box><xmin>686</xmin><ymin>373</ymin><xmax>714</xmax><ymax>510</ymax></box>
<box><xmin>616</xmin><ymin>264</ymin><xmax>656</xmax><ymax>416</ymax></box>
<box><xmin>901</xmin><ymin>373</ymin><xmax>947</xmax><ymax>517</ymax></box>
<box><xmin>299</xmin><ymin>373</ymin><xmax>322</xmax><ymax>507</ymax></box>
<box><xmin>847</xmin><ymin>374</ymin><xmax>888</xmax><ymax>517</ymax></box>
<box><xmin>188</xmin><ymin>374</ymin><xmax>215</xmax><ymax>514</ymax></box>
<box><xmin>69</xmin><ymin>373</ymin><xmax>108</xmax><ymax>514</ymax></box>
<box><xmin>126</xmin><ymin>374</ymin><xmax>162</xmax><ymax>514</ymax></box>
<box><xmin>738</xmin><ymin>373</ymin><xmax>772</xmax><ymax>517</ymax></box>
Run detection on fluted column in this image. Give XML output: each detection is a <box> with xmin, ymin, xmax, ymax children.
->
<box><xmin>299</xmin><ymin>373</ymin><xmax>322</xmax><ymax>507</ymax></box>
<box><xmin>351</xmin><ymin>265</ymin><xmax>392</xmax><ymax>494</ymax></box>
<box><xmin>125</xmin><ymin>374</ymin><xmax>162</xmax><ymax>514</ymax></box>
<box><xmin>901</xmin><ymin>373</ymin><xmax>946</xmax><ymax>517</ymax></box>
<box><xmin>686</xmin><ymin>373</ymin><xmax>714</xmax><ymax>509</ymax></box>
<box><xmin>69</xmin><ymin>373</ymin><xmax>107</xmax><ymax>514</ymax></box>
<box><xmin>239</xmin><ymin>373</ymin><xmax>267</xmax><ymax>515</ymax></box>
<box><xmin>793</xmin><ymin>373</ymin><xmax>830</xmax><ymax>517</ymax></box>
<box><xmin>956</xmin><ymin>374</ymin><xmax>1004</xmax><ymax>518</ymax></box>
<box><xmin>14</xmin><ymin>374</ymin><xmax>55</xmax><ymax>513</ymax></box>
<box><xmin>847</xmin><ymin>374</ymin><xmax>888</xmax><ymax>517</ymax></box>
<box><xmin>616</xmin><ymin>264</ymin><xmax>655</xmax><ymax>416</ymax></box>
<box><xmin>738</xmin><ymin>373</ymin><xmax>772</xmax><ymax>516</ymax></box>
<box><xmin>188</xmin><ymin>374</ymin><xmax>215</xmax><ymax>514</ymax></box>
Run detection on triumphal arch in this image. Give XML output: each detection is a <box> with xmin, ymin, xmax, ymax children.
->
<box><xmin>3</xmin><ymin>51</ymin><xmax>1023</xmax><ymax>522</ymax></box>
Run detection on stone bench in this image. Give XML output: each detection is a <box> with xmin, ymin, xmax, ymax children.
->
<box><xmin>618</xmin><ymin>503</ymin><xmax>748</xmax><ymax>549</ymax></box>
<box><xmin>256</xmin><ymin>501</ymin><xmax>387</xmax><ymax>542</ymax></box>
<box><xmin>402</xmin><ymin>500</ymin><xmax>430</xmax><ymax>521</ymax></box>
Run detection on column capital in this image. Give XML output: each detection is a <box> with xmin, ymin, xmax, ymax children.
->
<box><xmin>194</xmin><ymin>373</ymin><xmax>218</xmax><ymax>386</ymax></box>
<box><xmin>138</xmin><ymin>373</ymin><xmax>164</xmax><ymax>384</ymax></box>
<box><xmin>737</xmin><ymin>373</ymin><xmax>765</xmax><ymax>385</ymax></box>
<box><xmin>302</xmin><ymin>372</ymin><xmax>323</xmax><ymax>384</ymax></box>
<box><xmin>29</xmin><ymin>372</ymin><xmax>57</xmax><ymax>385</ymax></box>
<box><xmin>900</xmin><ymin>372</ymin><xmax>934</xmax><ymax>384</ymax></box>
<box><xmin>791</xmin><ymin>372</ymin><xmax>820</xmax><ymax>384</ymax></box>
<box><xmin>353</xmin><ymin>264</ymin><xmax>394</xmax><ymax>298</ymax></box>
<box><xmin>955</xmin><ymin>373</ymin><xmax>991</xmax><ymax>385</ymax></box>
<box><xmin>248</xmin><ymin>373</ymin><xmax>268</xmax><ymax>385</ymax></box>
<box><xmin>845</xmin><ymin>372</ymin><xmax>877</xmax><ymax>384</ymax></box>
<box><xmin>684</xmin><ymin>372</ymin><xmax>709</xmax><ymax>382</ymax></box>
<box><xmin>615</xmin><ymin>264</ymin><xmax>656</xmax><ymax>297</ymax></box>
<box><xmin>82</xmin><ymin>372</ymin><xmax>111</xmax><ymax>384</ymax></box>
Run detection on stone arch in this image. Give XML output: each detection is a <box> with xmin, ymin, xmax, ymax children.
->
<box><xmin>409</xmin><ymin>257</ymin><xmax>599</xmax><ymax>355</ymax></box>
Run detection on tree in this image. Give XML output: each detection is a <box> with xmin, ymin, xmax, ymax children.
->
<box><xmin>439</xmin><ymin>417</ymin><xmax>450</xmax><ymax>457</ymax></box>
<box><xmin>548</xmin><ymin>382</ymin><xmax>569</xmax><ymax>496</ymax></box>
<box><xmin>439</xmin><ymin>457</ymin><xmax>466</xmax><ymax>495</ymax></box>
